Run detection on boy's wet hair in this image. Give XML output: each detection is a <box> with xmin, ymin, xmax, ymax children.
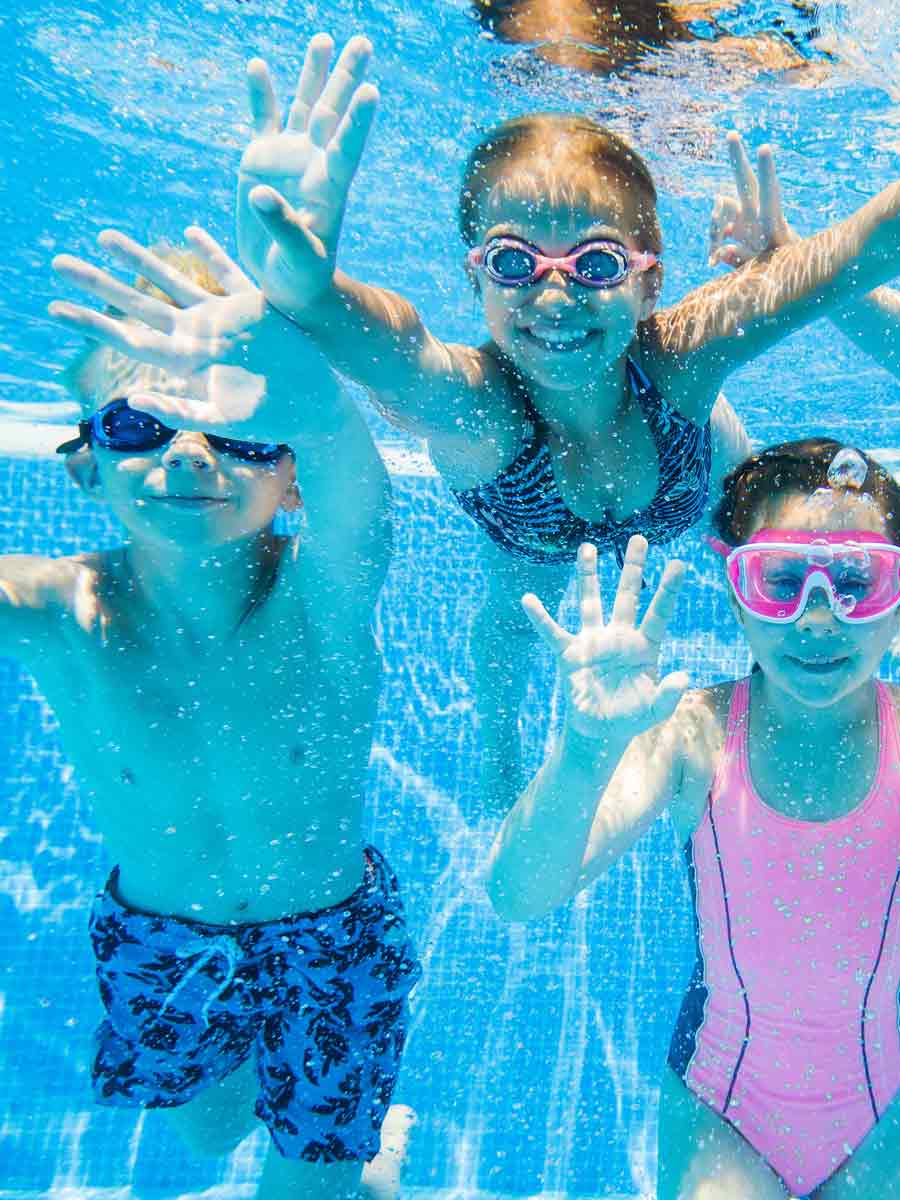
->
<box><xmin>458</xmin><ymin>113</ymin><xmax>663</xmax><ymax>265</ymax></box>
<box><xmin>62</xmin><ymin>246</ymin><xmax>225</xmax><ymax>419</ymax></box>
<box><xmin>713</xmin><ymin>437</ymin><xmax>900</xmax><ymax>545</ymax></box>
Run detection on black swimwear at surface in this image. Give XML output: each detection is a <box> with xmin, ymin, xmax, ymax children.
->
<box><xmin>451</xmin><ymin>357</ymin><xmax>711</xmax><ymax>566</ymax></box>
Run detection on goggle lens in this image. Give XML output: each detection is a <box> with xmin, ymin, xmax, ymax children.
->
<box><xmin>92</xmin><ymin>400</ymin><xmax>288</xmax><ymax>463</ymax></box>
<box><xmin>485</xmin><ymin>244</ymin><xmax>537</xmax><ymax>283</ymax></box>
<box><xmin>573</xmin><ymin>247</ymin><xmax>626</xmax><ymax>282</ymax></box>
<box><xmin>729</xmin><ymin>541</ymin><xmax>900</xmax><ymax>622</ymax></box>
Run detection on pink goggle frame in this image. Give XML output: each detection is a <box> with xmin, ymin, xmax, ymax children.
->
<box><xmin>467</xmin><ymin>236</ymin><xmax>659</xmax><ymax>289</ymax></box>
<box><xmin>708</xmin><ymin>529</ymin><xmax>900</xmax><ymax>624</ymax></box>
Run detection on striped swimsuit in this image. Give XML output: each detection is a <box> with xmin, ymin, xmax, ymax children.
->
<box><xmin>669</xmin><ymin>677</ymin><xmax>900</xmax><ymax>1196</ymax></box>
<box><xmin>451</xmin><ymin>357</ymin><xmax>711</xmax><ymax>566</ymax></box>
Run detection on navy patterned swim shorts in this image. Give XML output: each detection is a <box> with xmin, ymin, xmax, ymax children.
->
<box><xmin>89</xmin><ymin>846</ymin><xmax>421</xmax><ymax>1163</ymax></box>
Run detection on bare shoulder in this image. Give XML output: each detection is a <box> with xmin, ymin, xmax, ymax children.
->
<box><xmin>634</xmin><ymin>319</ymin><xmax>715</xmax><ymax>424</ymax></box>
<box><xmin>426</xmin><ymin>341</ymin><xmax>531</xmax><ymax>490</ymax></box>
<box><xmin>666</xmin><ymin>681</ymin><xmax>733</xmax><ymax>844</ymax></box>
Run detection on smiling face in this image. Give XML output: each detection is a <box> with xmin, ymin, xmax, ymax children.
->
<box><xmin>471</xmin><ymin>186</ymin><xmax>659</xmax><ymax>393</ymax></box>
<box><xmin>733</xmin><ymin>490</ymin><xmax>900</xmax><ymax>709</ymax></box>
<box><xmin>68</xmin><ymin>385</ymin><xmax>297</xmax><ymax>552</ymax></box>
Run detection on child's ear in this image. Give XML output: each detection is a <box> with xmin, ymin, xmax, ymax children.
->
<box><xmin>280</xmin><ymin>458</ymin><xmax>303</xmax><ymax>513</ymax></box>
<box><xmin>65</xmin><ymin>447</ymin><xmax>102</xmax><ymax>497</ymax></box>
<box><xmin>281</xmin><ymin>481</ymin><xmax>303</xmax><ymax>513</ymax></box>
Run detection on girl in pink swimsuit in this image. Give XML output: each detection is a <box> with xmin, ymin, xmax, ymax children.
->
<box><xmin>487</xmin><ymin>436</ymin><xmax>900</xmax><ymax>1198</ymax></box>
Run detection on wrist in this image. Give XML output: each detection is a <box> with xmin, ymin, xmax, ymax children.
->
<box><xmin>559</xmin><ymin>721</ymin><xmax>630</xmax><ymax>770</ymax></box>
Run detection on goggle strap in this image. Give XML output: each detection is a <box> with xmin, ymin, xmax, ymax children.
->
<box><xmin>55</xmin><ymin>422</ymin><xmax>93</xmax><ymax>455</ymax></box>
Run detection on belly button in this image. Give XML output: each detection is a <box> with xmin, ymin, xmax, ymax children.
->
<box><xmin>120</xmin><ymin>768</ymin><xmax>135</xmax><ymax>785</ymax></box>
<box><xmin>236</xmin><ymin>900</ymin><xmax>249</xmax><ymax>912</ymax></box>
<box><xmin>289</xmin><ymin>746</ymin><xmax>304</xmax><ymax>765</ymax></box>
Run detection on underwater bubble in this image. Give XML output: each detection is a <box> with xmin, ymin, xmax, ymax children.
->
<box><xmin>827</xmin><ymin>447</ymin><xmax>869</xmax><ymax>490</ymax></box>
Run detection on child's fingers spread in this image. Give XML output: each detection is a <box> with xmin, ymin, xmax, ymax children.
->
<box><xmin>130</xmin><ymin>391</ymin><xmax>211</xmax><ymax>428</ymax></box>
<box><xmin>184</xmin><ymin>226</ymin><xmax>253</xmax><ymax>292</ymax></box>
<box><xmin>247</xmin><ymin>58</ymin><xmax>281</xmax><ymax>137</ymax></box>
<box><xmin>326</xmin><ymin>85</ymin><xmax>378</xmax><ymax>191</ymax></box>
<box><xmin>727</xmin><ymin>131</ymin><xmax>759</xmax><ymax>210</ymax></box>
<box><xmin>576</xmin><ymin>542</ymin><xmax>604</xmax><ymax>631</ymax></box>
<box><xmin>310</xmin><ymin>35</ymin><xmax>373</xmax><ymax>145</ymax></box>
<box><xmin>639</xmin><ymin>559</ymin><xmax>685</xmax><ymax>647</ymax></box>
<box><xmin>52</xmin><ymin>255</ymin><xmax>177</xmax><ymax>333</ymax></box>
<box><xmin>48</xmin><ymin>301</ymin><xmax>158</xmax><ymax>358</ymax></box>
<box><xmin>97</xmin><ymin>230</ymin><xmax>209</xmax><ymax>307</ymax></box>
<box><xmin>611</xmin><ymin>535</ymin><xmax>648</xmax><ymax>627</ymax></box>
<box><xmin>249</xmin><ymin>186</ymin><xmax>321</xmax><ymax>262</ymax></box>
<box><xmin>756</xmin><ymin>146</ymin><xmax>786</xmax><ymax>242</ymax></box>
<box><xmin>287</xmin><ymin>33</ymin><xmax>334</xmax><ymax>132</ymax></box>
<box><xmin>521</xmin><ymin>592</ymin><xmax>571</xmax><ymax>654</ymax></box>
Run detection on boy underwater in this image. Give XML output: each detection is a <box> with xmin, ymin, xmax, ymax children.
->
<box><xmin>5</xmin><ymin>230</ymin><xmax>421</xmax><ymax>1200</ymax></box>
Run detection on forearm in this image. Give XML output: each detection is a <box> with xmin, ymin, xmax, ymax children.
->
<box><xmin>486</xmin><ymin>724</ymin><xmax>629</xmax><ymax>922</ymax></box>
<box><xmin>267</xmin><ymin>265</ymin><xmax>450</xmax><ymax>412</ymax></box>
<box><xmin>829</xmin><ymin>285</ymin><xmax>900</xmax><ymax>378</ymax></box>
<box><xmin>661</xmin><ymin>180</ymin><xmax>900</xmax><ymax>367</ymax></box>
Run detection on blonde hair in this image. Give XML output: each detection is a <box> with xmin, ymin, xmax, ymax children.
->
<box><xmin>458</xmin><ymin>112</ymin><xmax>662</xmax><ymax>261</ymax></box>
<box><xmin>62</xmin><ymin>246</ymin><xmax>225</xmax><ymax>418</ymax></box>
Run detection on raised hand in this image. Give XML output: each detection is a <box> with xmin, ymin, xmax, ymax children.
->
<box><xmin>0</xmin><ymin>557</ymin><xmax>108</xmax><ymax>640</ymax></box>
<box><xmin>522</xmin><ymin>537</ymin><xmax>689</xmax><ymax>744</ymax></box>
<box><xmin>48</xmin><ymin>227</ymin><xmax>302</xmax><ymax>440</ymax></box>
<box><xmin>708</xmin><ymin>131</ymin><xmax>795</xmax><ymax>269</ymax></box>
<box><xmin>237</xmin><ymin>34</ymin><xmax>378</xmax><ymax>316</ymax></box>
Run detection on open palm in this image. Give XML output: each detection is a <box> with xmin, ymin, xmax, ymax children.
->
<box><xmin>237</xmin><ymin>34</ymin><xmax>378</xmax><ymax>315</ymax></box>
<box><xmin>523</xmin><ymin>538</ymin><xmax>689</xmax><ymax>743</ymax></box>
<box><xmin>49</xmin><ymin>227</ymin><xmax>288</xmax><ymax>437</ymax></box>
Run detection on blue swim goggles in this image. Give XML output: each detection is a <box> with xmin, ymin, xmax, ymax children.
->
<box><xmin>56</xmin><ymin>398</ymin><xmax>291</xmax><ymax>463</ymax></box>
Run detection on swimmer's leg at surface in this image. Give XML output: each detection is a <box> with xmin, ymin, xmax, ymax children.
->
<box><xmin>657</xmin><ymin>1065</ymin><xmax>789</xmax><ymax>1200</ymax></box>
<box><xmin>257</xmin><ymin>1104</ymin><xmax>417</xmax><ymax>1200</ymax></box>
<box><xmin>471</xmin><ymin>534</ymin><xmax>568</xmax><ymax>816</ymax></box>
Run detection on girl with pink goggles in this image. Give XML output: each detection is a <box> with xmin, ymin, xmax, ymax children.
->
<box><xmin>711</xmin><ymin>529</ymin><xmax>900</xmax><ymax>623</ymax></box>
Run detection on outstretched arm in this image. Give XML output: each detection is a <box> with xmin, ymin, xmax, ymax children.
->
<box><xmin>486</xmin><ymin>537</ymin><xmax>690</xmax><ymax>922</ymax></box>
<box><xmin>708</xmin><ymin>132</ymin><xmax>900</xmax><ymax>378</ymax></box>
<box><xmin>650</xmin><ymin>148</ymin><xmax>900</xmax><ymax>405</ymax></box>
<box><xmin>235</xmin><ymin>36</ymin><xmax>514</xmax><ymax>471</ymax></box>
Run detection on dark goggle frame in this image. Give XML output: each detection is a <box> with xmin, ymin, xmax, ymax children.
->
<box><xmin>56</xmin><ymin>398</ymin><xmax>292</xmax><ymax>464</ymax></box>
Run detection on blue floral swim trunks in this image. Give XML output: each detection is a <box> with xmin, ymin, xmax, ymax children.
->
<box><xmin>89</xmin><ymin>846</ymin><xmax>421</xmax><ymax>1163</ymax></box>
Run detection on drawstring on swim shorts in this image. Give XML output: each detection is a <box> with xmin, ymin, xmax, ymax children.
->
<box><xmin>157</xmin><ymin>935</ymin><xmax>244</xmax><ymax>1028</ymax></box>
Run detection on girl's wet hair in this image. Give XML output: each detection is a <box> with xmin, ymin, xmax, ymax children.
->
<box><xmin>713</xmin><ymin>437</ymin><xmax>900</xmax><ymax>546</ymax></box>
<box><xmin>458</xmin><ymin>113</ymin><xmax>663</xmax><ymax>260</ymax></box>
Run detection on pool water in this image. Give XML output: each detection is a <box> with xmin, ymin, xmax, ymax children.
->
<box><xmin>1</xmin><ymin>0</ymin><xmax>899</xmax><ymax>1196</ymax></box>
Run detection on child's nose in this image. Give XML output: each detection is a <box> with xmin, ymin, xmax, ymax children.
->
<box><xmin>532</xmin><ymin>271</ymin><xmax>576</xmax><ymax>308</ymax></box>
<box><xmin>161</xmin><ymin>431</ymin><xmax>216</xmax><ymax>471</ymax></box>
<box><xmin>794</xmin><ymin>585</ymin><xmax>838</xmax><ymax>630</ymax></box>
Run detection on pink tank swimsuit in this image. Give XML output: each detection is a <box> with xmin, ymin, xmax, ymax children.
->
<box><xmin>668</xmin><ymin>677</ymin><xmax>900</xmax><ymax>1196</ymax></box>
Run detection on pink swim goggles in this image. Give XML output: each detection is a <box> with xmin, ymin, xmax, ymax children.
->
<box><xmin>467</xmin><ymin>236</ymin><xmax>658</xmax><ymax>289</ymax></box>
<box><xmin>710</xmin><ymin>529</ymin><xmax>900</xmax><ymax>624</ymax></box>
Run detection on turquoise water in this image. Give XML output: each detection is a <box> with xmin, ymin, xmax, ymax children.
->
<box><xmin>1</xmin><ymin>1</ymin><xmax>899</xmax><ymax>1196</ymax></box>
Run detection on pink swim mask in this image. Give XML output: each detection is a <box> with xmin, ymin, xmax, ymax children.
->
<box><xmin>711</xmin><ymin>529</ymin><xmax>900</xmax><ymax>624</ymax></box>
